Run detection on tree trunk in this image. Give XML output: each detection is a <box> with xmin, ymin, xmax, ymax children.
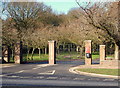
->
<box><xmin>12</xmin><ymin>49</ymin><xmax>14</xmax><ymax>61</ymax></box>
<box><xmin>27</xmin><ymin>48</ymin><xmax>30</xmax><ymax>60</ymax></box>
<box><xmin>114</xmin><ymin>44</ymin><xmax>120</xmax><ymax>60</ymax></box>
<box><xmin>31</xmin><ymin>48</ymin><xmax>35</xmax><ymax>60</ymax></box>
<box><xmin>38</xmin><ymin>48</ymin><xmax>41</xmax><ymax>59</ymax></box>
<box><xmin>57</xmin><ymin>46</ymin><xmax>60</xmax><ymax>54</ymax></box>
<box><xmin>80</xmin><ymin>47</ymin><xmax>83</xmax><ymax>57</ymax></box>
<box><xmin>76</xmin><ymin>46</ymin><xmax>79</xmax><ymax>52</ymax></box>
<box><xmin>45</xmin><ymin>48</ymin><xmax>47</xmax><ymax>55</ymax></box>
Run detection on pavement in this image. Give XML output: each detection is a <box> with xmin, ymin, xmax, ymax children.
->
<box><xmin>1</xmin><ymin>59</ymin><xmax>120</xmax><ymax>87</ymax></box>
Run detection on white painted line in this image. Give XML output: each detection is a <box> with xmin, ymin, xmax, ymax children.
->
<box><xmin>0</xmin><ymin>75</ymin><xmax>6</xmax><ymax>77</ymax></box>
<box><xmin>60</xmin><ymin>77</ymin><xmax>68</xmax><ymax>79</ymax></box>
<box><xmin>34</xmin><ymin>76</ymin><xmax>44</xmax><ymax>79</ymax></box>
<box><xmin>73</xmin><ymin>78</ymin><xmax>85</xmax><ymax>80</ymax></box>
<box><xmin>37</xmin><ymin>64</ymin><xmax>49</xmax><ymax>67</ymax></box>
<box><xmin>10</xmin><ymin>76</ymin><xmax>19</xmax><ymax>78</ymax></box>
<box><xmin>88</xmin><ymin>78</ymin><xmax>100</xmax><ymax>81</ymax></box>
<box><xmin>46</xmin><ymin>77</ymin><xmax>58</xmax><ymax>79</ymax></box>
<box><xmin>103</xmin><ymin>79</ymin><xmax>115</xmax><ymax>81</ymax></box>
<box><xmin>38</xmin><ymin>70</ymin><xmax>56</xmax><ymax>75</ymax></box>
<box><xmin>37</xmin><ymin>64</ymin><xmax>57</xmax><ymax>67</ymax></box>
<box><xmin>19</xmin><ymin>77</ymin><xmax>30</xmax><ymax>78</ymax></box>
<box><xmin>32</xmin><ymin>67</ymin><xmax>42</xmax><ymax>70</ymax></box>
<box><xmin>32</xmin><ymin>64</ymin><xmax>52</xmax><ymax>70</ymax></box>
<box><xmin>2</xmin><ymin>65</ymin><xmax>15</xmax><ymax>68</ymax></box>
<box><xmin>32</xmin><ymin>68</ymin><xmax>38</xmax><ymax>70</ymax></box>
<box><xmin>15</xmin><ymin>70</ymin><xmax>25</xmax><ymax>73</ymax></box>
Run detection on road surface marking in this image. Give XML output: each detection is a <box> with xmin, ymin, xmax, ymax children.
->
<box><xmin>1</xmin><ymin>65</ymin><xmax>15</xmax><ymax>68</ymax></box>
<box><xmin>37</xmin><ymin>64</ymin><xmax>50</xmax><ymax>67</ymax></box>
<box><xmin>15</xmin><ymin>70</ymin><xmax>25</xmax><ymax>73</ymax></box>
<box><xmin>10</xmin><ymin>76</ymin><xmax>19</xmax><ymax>78</ymax></box>
<box><xmin>34</xmin><ymin>76</ymin><xmax>44</xmax><ymax>79</ymax></box>
<box><xmin>32</xmin><ymin>67</ymin><xmax>42</xmax><ymax>70</ymax></box>
<box><xmin>88</xmin><ymin>78</ymin><xmax>100</xmax><ymax>81</ymax></box>
<box><xmin>19</xmin><ymin>77</ymin><xmax>30</xmax><ymax>78</ymax></box>
<box><xmin>103</xmin><ymin>79</ymin><xmax>115</xmax><ymax>81</ymax></box>
<box><xmin>60</xmin><ymin>77</ymin><xmax>68</xmax><ymax>80</ymax></box>
<box><xmin>38</xmin><ymin>70</ymin><xmax>56</xmax><ymax>75</ymax></box>
<box><xmin>32</xmin><ymin>64</ymin><xmax>51</xmax><ymax>70</ymax></box>
<box><xmin>73</xmin><ymin>78</ymin><xmax>85</xmax><ymax>80</ymax></box>
<box><xmin>0</xmin><ymin>75</ymin><xmax>6</xmax><ymax>77</ymax></box>
<box><xmin>46</xmin><ymin>77</ymin><xmax>58</xmax><ymax>79</ymax></box>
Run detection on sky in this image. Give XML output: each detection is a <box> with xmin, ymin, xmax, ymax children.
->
<box><xmin>36</xmin><ymin>0</ymin><xmax>116</xmax><ymax>14</ymax></box>
<box><xmin>1</xmin><ymin>0</ymin><xmax>116</xmax><ymax>19</ymax></box>
<box><xmin>37</xmin><ymin>0</ymin><xmax>80</xmax><ymax>14</ymax></box>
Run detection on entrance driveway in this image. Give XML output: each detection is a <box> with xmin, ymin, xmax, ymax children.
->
<box><xmin>1</xmin><ymin>59</ymin><xmax>119</xmax><ymax>87</ymax></box>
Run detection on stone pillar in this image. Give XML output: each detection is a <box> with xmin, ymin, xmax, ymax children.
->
<box><xmin>48</xmin><ymin>40</ymin><xmax>56</xmax><ymax>65</ymax></box>
<box><xmin>100</xmin><ymin>45</ymin><xmax>106</xmax><ymax>64</ymax></box>
<box><xmin>14</xmin><ymin>41</ymin><xmax>23</xmax><ymax>64</ymax></box>
<box><xmin>114</xmin><ymin>44</ymin><xmax>119</xmax><ymax>60</ymax></box>
<box><xmin>85</xmin><ymin>40</ymin><xmax>92</xmax><ymax>65</ymax></box>
<box><xmin>2</xmin><ymin>45</ymin><xmax>10</xmax><ymax>63</ymax></box>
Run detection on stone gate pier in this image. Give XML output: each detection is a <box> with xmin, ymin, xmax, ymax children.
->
<box><xmin>84</xmin><ymin>40</ymin><xmax>92</xmax><ymax>65</ymax></box>
<box><xmin>14</xmin><ymin>41</ymin><xmax>23</xmax><ymax>64</ymax></box>
<box><xmin>48</xmin><ymin>40</ymin><xmax>56</xmax><ymax>65</ymax></box>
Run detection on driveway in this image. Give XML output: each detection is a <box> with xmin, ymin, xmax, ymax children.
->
<box><xmin>1</xmin><ymin>59</ymin><xmax>119</xmax><ymax>87</ymax></box>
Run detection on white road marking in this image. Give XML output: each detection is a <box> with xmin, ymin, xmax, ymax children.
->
<box><xmin>1</xmin><ymin>65</ymin><xmax>15</xmax><ymax>68</ymax></box>
<box><xmin>10</xmin><ymin>76</ymin><xmax>19</xmax><ymax>78</ymax></box>
<box><xmin>37</xmin><ymin>64</ymin><xmax>50</xmax><ymax>67</ymax></box>
<box><xmin>32</xmin><ymin>64</ymin><xmax>52</xmax><ymax>70</ymax></box>
<box><xmin>0</xmin><ymin>75</ymin><xmax>6</xmax><ymax>77</ymax></box>
<box><xmin>32</xmin><ymin>67</ymin><xmax>42</xmax><ymax>70</ymax></box>
<box><xmin>103</xmin><ymin>79</ymin><xmax>115</xmax><ymax>81</ymax></box>
<box><xmin>73</xmin><ymin>78</ymin><xmax>85</xmax><ymax>80</ymax></box>
<box><xmin>32</xmin><ymin>68</ymin><xmax>39</xmax><ymax>70</ymax></box>
<box><xmin>88</xmin><ymin>78</ymin><xmax>100</xmax><ymax>81</ymax></box>
<box><xmin>33</xmin><ymin>76</ymin><xmax>44</xmax><ymax>79</ymax></box>
<box><xmin>38</xmin><ymin>70</ymin><xmax>56</xmax><ymax>75</ymax></box>
<box><xmin>60</xmin><ymin>77</ymin><xmax>68</xmax><ymax>80</ymax></box>
<box><xmin>15</xmin><ymin>70</ymin><xmax>25</xmax><ymax>73</ymax></box>
<box><xmin>46</xmin><ymin>77</ymin><xmax>58</xmax><ymax>79</ymax></box>
<box><xmin>19</xmin><ymin>77</ymin><xmax>30</xmax><ymax>78</ymax></box>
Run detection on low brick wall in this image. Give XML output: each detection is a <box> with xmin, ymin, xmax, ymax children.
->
<box><xmin>100</xmin><ymin>60</ymin><xmax>120</xmax><ymax>67</ymax></box>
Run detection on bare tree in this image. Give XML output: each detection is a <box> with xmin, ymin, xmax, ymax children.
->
<box><xmin>2</xmin><ymin>2</ymin><xmax>51</xmax><ymax>39</ymax></box>
<box><xmin>76</xmin><ymin>1</ymin><xmax>120</xmax><ymax>60</ymax></box>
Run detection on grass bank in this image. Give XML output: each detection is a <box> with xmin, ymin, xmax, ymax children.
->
<box><xmin>77</xmin><ymin>68</ymin><xmax>120</xmax><ymax>76</ymax></box>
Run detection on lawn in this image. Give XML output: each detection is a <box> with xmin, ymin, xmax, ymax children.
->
<box><xmin>92</xmin><ymin>55</ymin><xmax>99</xmax><ymax>59</ymax></box>
<box><xmin>22</xmin><ymin>52</ymin><xmax>82</xmax><ymax>61</ymax></box>
<box><xmin>77</xmin><ymin>68</ymin><xmax>120</xmax><ymax>76</ymax></box>
<box><xmin>9</xmin><ymin>52</ymin><xmax>114</xmax><ymax>62</ymax></box>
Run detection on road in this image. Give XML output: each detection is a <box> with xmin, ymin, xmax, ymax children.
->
<box><xmin>1</xmin><ymin>59</ymin><xmax>119</xmax><ymax>87</ymax></box>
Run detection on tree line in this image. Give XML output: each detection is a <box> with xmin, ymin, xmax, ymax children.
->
<box><xmin>1</xmin><ymin>1</ymin><xmax>120</xmax><ymax>60</ymax></box>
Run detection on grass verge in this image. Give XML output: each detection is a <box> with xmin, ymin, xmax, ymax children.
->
<box><xmin>77</xmin><ymin>68</ymin><xmax>120</xmax><ymax>76</ymax></box>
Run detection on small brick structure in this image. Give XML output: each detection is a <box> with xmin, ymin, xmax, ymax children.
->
<box><xmin>99</xmin><ymin>44</ymin><xmax>120</xmax><ymax>67</ymax></box>
<box><xmin>84</xmin><ymin>40</ymin><xmax>92</xmax><ymax>65</ymax></box>
<box><xmin>14</xmin><ymin>41</ymin><xmax>23</xmax><ymax>64</ymax></box>
<box><xmin>100</xmin><ymin>60</ymin><xmax>120</xmax><ymax>67</ymax></box>
<box><xmin>48</xmin><ymin>40</ymin><xmax>56</xmax><ymax>65</ymax></box>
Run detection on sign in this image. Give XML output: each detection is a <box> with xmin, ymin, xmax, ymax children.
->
<box><xmin>85</xmin><ymin>47</ymin><xmax>90</xmax><ymax>53</ymax></box>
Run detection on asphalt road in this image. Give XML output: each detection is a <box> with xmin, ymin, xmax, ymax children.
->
<box><xmin>1</xmin><ymin>59</ymin><xmax>119</xmax><ymax>87</ymax></box>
